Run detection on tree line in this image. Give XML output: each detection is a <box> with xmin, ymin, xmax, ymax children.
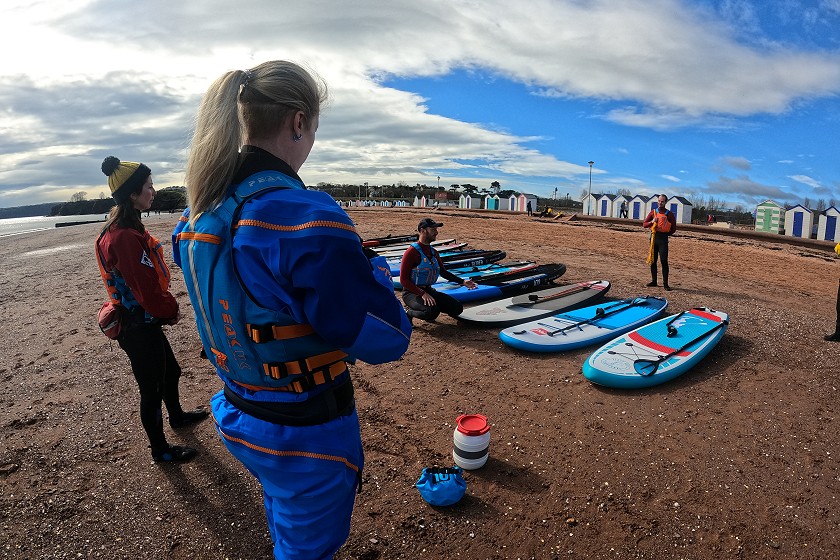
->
<box><xmin>51</xmin><ymin>186</ymin><xmax>187</xmax><ymax>216</ymax></box>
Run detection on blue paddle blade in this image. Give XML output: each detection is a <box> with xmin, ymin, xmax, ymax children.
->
<box><xmin>634</xmin><ymin>359</ymin><xmax>659</xmax><ymax>376</ymax></box>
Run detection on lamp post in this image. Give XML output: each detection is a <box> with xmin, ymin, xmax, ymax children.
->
<box><xmin>587</xmin><ymin>161</ymin><xmax>594</xmax><ymax>215</ymax></box>
<box><xmin>364</xmin><ymin>182</ymin><xmax>368</xmax><ymax>200</ymax></box>
<box><xmin>553</xmin><ymin>187</ymin><xmax>558</xmax><ymax>206</ymax></box>
<box><xmin>437</xmin><ymin>176</ymin><xmax>440</xmax><ymax>190</ymax></box>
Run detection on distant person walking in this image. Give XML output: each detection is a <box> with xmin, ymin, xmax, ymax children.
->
<box><xmin>643</xmin><ymin>194</ymin><xmax>676</xmax><ymax>291</ymax></box>
<box><xmin>826</xmin><ymin>242</ymin><xmax>840</xmax><ymax>342</ymax></box>
<box><xmin>526</xmin><ymin>200</ymin><xmax>533</xmax><ymax>216</ymax></box>
<box><xmin>96</xmin><ymin>156</ymin><xmax>208</xmax><ymax>464</ymax></box>
<box><xmin>400</xmin><ymin>218</ymin><xmax>477</xmax><ymax>323</ymax></box>
<box><xmin>619</xmin><ymin>201</ymin><xmax>628</xmax><ymax>219</ymax></box>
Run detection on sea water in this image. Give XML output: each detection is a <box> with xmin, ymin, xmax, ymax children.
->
<box><xmin>0</xmin><ymin>214</ymin><xmax>108</xmax><ymax>238</ymax></box>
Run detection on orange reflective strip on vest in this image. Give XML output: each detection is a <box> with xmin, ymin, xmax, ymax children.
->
<box><xmin>235</xmin><ymin>218</ymin><xmax>357</xmax><ymax>236</ymax></box>
<box><xmin>177</xmin><ymin>231</ymin><xmax>223</xmax><ymax>244</ymax></box>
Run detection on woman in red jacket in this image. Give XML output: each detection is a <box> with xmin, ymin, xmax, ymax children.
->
<box><xmin>96</xmin><ymin>156</ymin><xmax>207</xmax><ymax>463</ymax></box>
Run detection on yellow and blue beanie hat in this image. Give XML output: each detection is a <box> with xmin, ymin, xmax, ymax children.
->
<box><xmin>101</xmin><ymin>156</ymin><xmax>151</xmax><ymax>204</ymax></box>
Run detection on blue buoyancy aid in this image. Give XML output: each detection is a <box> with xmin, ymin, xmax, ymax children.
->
<box><xmin>409</xmin><ymin>242</ymin><xmax>440</xmax><ymax>287</ymax></box>
<box><xmin>175</xmin><ymin>171</ymin><xmax>351</xmax><ymax>398</ymax></box>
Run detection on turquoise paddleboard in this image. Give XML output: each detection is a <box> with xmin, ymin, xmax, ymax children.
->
<box><xmin>499</xmin><ymin>295</ymin><xmax>666</xmax><ymax>351</ymax></box>
<box><xmin>582</xmin><ymin>307</ymin><xmax>729</xmax><ymax>389</ymax></box>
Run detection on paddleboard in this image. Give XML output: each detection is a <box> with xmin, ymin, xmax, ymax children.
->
<box><xmin>442</xmin><ymin>264</ymin><xmax>567</xmax><ymax>303</ymax></box>
<box><xmin>393</xmin><ymin>260</ymin><xmax>536</xmax><ymax>290</ymax></box>
<box><xmin>388</xmin><ymin>249</ymin><xmax>506</xmax><ymax>276</ymax></box>
<box><xmin>498</xmin><ymin>294</ymin><xmax>666</xmax><ymax>351</ymax></box>
<box><xmin>371</xmin><ymin>238</ymin><xmax>456</xmax><ymax>254</ymax></box>
<box><xmin>362</xmin><ymin>233</ymin><xmax>418</xmax><ymax>248</ymax></box>
<box><xmin>376</xmin><ymin>240</ymin><xmax>465</xmax><ymax>259</ymax></box>
<box><xmin>458</xmin><ymin>280</ymin><xmax>610</xmax><ymax>327</ymax></box>
<box><xmin>582</xmin><ymin>307</ymin><xmax>729</xmax><ymax>389</ymax></box>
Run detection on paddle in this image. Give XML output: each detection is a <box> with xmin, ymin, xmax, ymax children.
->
<box><xmin>534</xmin><ymin>297</ymin><xmax>649</xmax><ymax>337</ymax></box>
<box><xmin>633</xmin><ymin>317</ymin><xmax>729</xmax><ymax>376</ymax></box>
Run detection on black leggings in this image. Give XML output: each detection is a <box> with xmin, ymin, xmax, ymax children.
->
<box><xmin>403</xmin><ymin>286</ymin><xmax>464</xmax><ymax>322</ymax></box>
<box><xmin>650</xmin><ymin>236</ymin><xmax>670</xmax><ymax>285</ymax></box>
<box><xmin>835</xmin><ymin>279</ymin><xmax>840</xmax><ymax>329</ymax></box>
<box><xmin>118</xmin><ymin>324</ymin><xmax>183</xmax><ymax>451</ymax></box>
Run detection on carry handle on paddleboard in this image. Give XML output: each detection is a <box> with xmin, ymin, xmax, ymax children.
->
<box><xmin>634</xmin><ymin>315</ymin><xmax>729</xmax><ymax>377</ymax></box>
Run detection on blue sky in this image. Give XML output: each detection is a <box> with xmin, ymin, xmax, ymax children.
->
<box><xmin>0</xmin><ymin>0</ymin><xmax>839</xmax><ymax>210</ymax></box>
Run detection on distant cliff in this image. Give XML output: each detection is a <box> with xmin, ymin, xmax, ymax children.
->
<box><xmin>0</xmin><ymin>203</ymin><xmax>63</xmax><ymax>219</ymax></box>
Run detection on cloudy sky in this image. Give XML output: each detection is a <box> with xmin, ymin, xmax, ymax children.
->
<box><xmin>1</xmin><ymin>0</ymin><xmax>839</xmax><ymax>210</ymax></box>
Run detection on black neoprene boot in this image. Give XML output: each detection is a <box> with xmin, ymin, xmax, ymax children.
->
<box><xmin>825</xmin><ymin>329</ymin><xmax>840</xmax><ymax>342</ymax></box>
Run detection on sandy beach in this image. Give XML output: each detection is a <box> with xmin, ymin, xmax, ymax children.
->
<box><xmin>1</xmin><ymin>208</ymin><xmax>838</xmax><ymax>560</ymax></box>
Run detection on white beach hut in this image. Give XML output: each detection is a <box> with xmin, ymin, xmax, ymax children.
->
<box><xmin>459</xmin><ymin>193</ymin><xmax>482</xmax><ymax>209</ymax></box>
<box><xmin>628</xmin><ymin>195</ymin><xmax>652</xmax><ymax>220</ymax></box>
<box><xmin>594</xmin><ymin>194</ymin><xmax>615</xmax><ymax>217</ymax></box>
<box><xmin>667</xmin><ymin>196</ymin><xmax>693</xmax><ymax>224</ymax></box>
<box><xmin>516</xmin><ymin>193</ymin><xmax>538</xmax><ymax>214</ymax></box>
<box><xmin>784</xmin><ymin>204</ymin><xmax>815</xmax><ymax>239</ymax></box>
<box><xmin>582</xmin><ymin>193</ymin><xmax>601</xmax><ymax>216</ymax></box>
<box><xmin>818</xmin><ymin>207</ymin><xmax>840</xmax><ymax>242</ymax></box>
<box><xmin>506</xmin><ymin>193</ymin><xmax>518</xmax><ymax>211</ymax></box>
<box><xmin>612</xmin><ymin>195</ymin><xmax>631</xmax><ymax>218</ymax></box>
<box><xmin>484</xmin><ymin>194</ymin><xmax>500</xmax><ymax>210</ymax></box>
<box><xmin>754</xmin><ymin>200</ymin><xmax>784</xmax><ymax>234</ymax></box>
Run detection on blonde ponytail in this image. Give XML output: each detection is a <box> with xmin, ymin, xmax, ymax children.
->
<box><xmin>185</xmin><ymin>70</ymin><xmax>247</xmax><ymax>218</ymax></box>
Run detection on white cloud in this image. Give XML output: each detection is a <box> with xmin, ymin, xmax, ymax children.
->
<box><xmin>1</xmin><ymin>0</ymin><xmax>839</xmax><ymax>206</ymax></box>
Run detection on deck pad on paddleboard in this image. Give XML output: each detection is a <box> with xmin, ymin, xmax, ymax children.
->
<box><xmin>457</xmin><ymin>280</ymin><xmax>610</xmax><ymax>327</ymax></box>
<box><xmin>582</xmin><ymin>307</ymin><xmax>729</xmax><ymax>389</ymax></box>
<box><xmin>499</xmin><ymin>295</ymin><xmax>666</xmax><ymax>351</ymax></box>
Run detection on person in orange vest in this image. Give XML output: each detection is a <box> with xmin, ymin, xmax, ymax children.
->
<box><xmin>827</xmin><ymin>243</ymin><xmax>840</xmax><ymax>342</ymax></box>
<box><xmin>643</xmin><ymin>194</ymin><xmax>677</xmax><ymax>291</ymax></box>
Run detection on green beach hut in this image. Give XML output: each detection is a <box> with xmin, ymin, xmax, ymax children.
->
<box><xmin>754</xmin><ymin>200</ymin><xmax>783</xmax><ymax>234</ymax></box>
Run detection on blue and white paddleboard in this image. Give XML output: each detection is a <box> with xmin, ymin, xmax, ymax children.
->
<box><xmin>582</xmin><ymin>307</ymin><xmax>729</xmax><ymax>389</ymax></box>
<box><xmin>499</xmin><ymin>295</ymin><xmax>666</xmax><ymax>351</ymax></box>
<box><xmin>376</xmin><ymin>240</ymin><xmax>466</xmax><ymax>259</ymax></box>
<box><xmin>459</xmin><ymin>280</ymin><xmax>610</xmax><ymax>328</ymax></box>
<box><xmin>387</xmin><ymin>249</ymin><xmax>506</xmax><ymax>276</ymax></box>
<box><xmin>441</xmin><ymin>264</ymin><xmax>566</xmax><ymax>303</ymax></box>
<box><xmin>393</xmin><ymin>261</ymin><xmax>536</xmax><ymax>290</ymax></box>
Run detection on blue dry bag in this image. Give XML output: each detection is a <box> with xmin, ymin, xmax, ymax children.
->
<box><xmin>415</xmin><ymin>466</ymin><xmax>466</xmax><ymax>506</ymax></box>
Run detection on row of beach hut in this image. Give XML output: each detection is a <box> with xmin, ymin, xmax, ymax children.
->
<box><xmin>343</xmin><ymin>192</ymin><xmax>837</xmax><ymax>242</ymax></box>
<box><xmin>755</xmin><ymin>200</ymin><xmax>839</xmax><ymax>241</ymax></box>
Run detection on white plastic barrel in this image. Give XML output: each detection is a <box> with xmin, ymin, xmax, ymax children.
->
<box><xmin>452</xmin><ymin>414</ymin><xmax>490</xmax><ymax>470</ymax></box>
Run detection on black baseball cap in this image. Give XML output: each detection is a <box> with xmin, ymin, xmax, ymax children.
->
<box><xmin>418</xmin><ymin>218</ymin><xmax>443</xmax><ymax>231</ymax></box>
